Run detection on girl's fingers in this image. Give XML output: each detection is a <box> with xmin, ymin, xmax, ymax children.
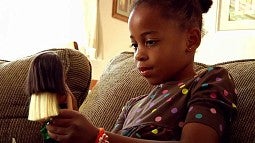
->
<box><xmin>50</xmin><ymin>118</ymin><xmax>71</xmax><ymax>127</ymax></box>
<box><xmin>50</xmin><ymin>109</ymin><xmax>84</xmax><ymax>127</ymax></box>
<box><xmin>46</xmin><ymin>109</ymin><xmax>91</xmax><ymax>143</ymax></box>
<box><xmin>56</xmin><ymin>109</ymin><xmax>81</xmax><ymax>118</ymax></box>
<box><xmin>47</xmin><ymin>119</ymin><xmax>74</xmax><ymax>142</ymax></box>
<box><xmin>47</xmin><ymin>128</ymin><xmax>69</xmax><ymax>142</ymax></box>
<box><xmin>57</xmin><ymin>109</ymin><xmax>76</xmax><ymax>117</ymax></box>
<box><xmin>47</xmin><ymin>124</ymin><xmax>67</xmax><ymax>135</ymax></box>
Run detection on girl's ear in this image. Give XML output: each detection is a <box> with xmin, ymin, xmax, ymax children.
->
<box><xmin>185</xmin><ymin>28</ymin><xmax>201</xmax><ymax>53</ymax></box>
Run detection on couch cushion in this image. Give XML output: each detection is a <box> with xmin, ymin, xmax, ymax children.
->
<box><xmin>0</xmin><ymin>48</ymin><xmax>91</xmax><ymax>143</ymax></box>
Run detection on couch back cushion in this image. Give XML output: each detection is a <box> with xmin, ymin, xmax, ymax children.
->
<box><xmin>0</xmin><ymin>48</ymin><xmax>91</xmax><ymax>143</ymax></box>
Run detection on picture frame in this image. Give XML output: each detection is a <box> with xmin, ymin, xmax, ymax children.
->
<box><xmin>217</xmin><ymin>0</ymin><xmax>255</xmax><ymax>31</ymax></box>
<box><xmin>112</xmin><ymin>0</ymin><xmax>135</xmax><ymax>22</ymax></box>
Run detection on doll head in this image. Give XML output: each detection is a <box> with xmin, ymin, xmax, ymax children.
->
<box><xmin>26</xmin><ymin>52</ymin><xmax>67</xmax><ymax>121</ymax></box>
<box><xmin>26</xmin><ymin>52</ymin><xmax>67</xmax><ymax>96</ymax></box>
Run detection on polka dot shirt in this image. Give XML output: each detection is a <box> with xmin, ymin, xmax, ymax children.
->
<box><xmin>112</xmin><ymin>67</ymin><xmax>237</xmax><ymax>141</ymax></box>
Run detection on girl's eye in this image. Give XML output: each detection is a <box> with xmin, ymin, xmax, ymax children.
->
<box><xmin>145</xmin><ymin>40</ymin><xmax>157</xmax><ymax>47</ymax></box>
<box><xmin>131</xmin><ymin>43</ymin><xmax>138</xmax><ymax>51</ymax></box>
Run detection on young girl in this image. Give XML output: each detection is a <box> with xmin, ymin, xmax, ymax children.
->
<box><xmin>46</xmin><ymin>0</ymin><xmax>237</xmax><ymax>143</ymax></box>
<box><xmin>26</xmin><ymin>52</ymin><xmax>77</xmax><ymax>142</ymax></box>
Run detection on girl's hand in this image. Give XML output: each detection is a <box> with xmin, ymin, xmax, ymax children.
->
<box><xmin>46</xmin><ymin>109</ymin><xmax>98</xmax><ymax>143</ymax></box>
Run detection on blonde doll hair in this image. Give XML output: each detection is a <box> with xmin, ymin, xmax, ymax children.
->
<box><xmin>28</xmin><ymin>92</ymin><xmax>59</xmax><ymax>121</ymax></box>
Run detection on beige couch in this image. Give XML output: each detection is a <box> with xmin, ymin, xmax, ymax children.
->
<box><xmin>80</xmin><ymin>52</ymin><xmax>255</xmax><ymax>143</ymax></box>
<box><xmin>0</xmin><ymin>48</ymin><xmax>91</xmax><ymax>143</ymax></box>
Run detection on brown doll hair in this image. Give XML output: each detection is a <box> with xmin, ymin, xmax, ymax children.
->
<box><xmin>26</xmin><ymin>52</ymin><xmax>67</xmax><ymax>96</ymax></box>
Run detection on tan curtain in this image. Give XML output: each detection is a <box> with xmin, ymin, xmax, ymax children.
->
<box><xmin>82</xmin><ymin>0</ymin><xmax>99</xmax><ymax>59</ymax></box>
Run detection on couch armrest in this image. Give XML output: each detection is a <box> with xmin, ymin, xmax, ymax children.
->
<box><xmin>0</xmin><ymin>48</ymin><xmax>91</xmax><ymax>143</ymax></box>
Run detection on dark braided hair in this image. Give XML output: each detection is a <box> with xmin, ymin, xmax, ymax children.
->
<box><xmin>130</xmin><ymin>0</ymin><xmax>213</xmax><ymax>31</ymax></box>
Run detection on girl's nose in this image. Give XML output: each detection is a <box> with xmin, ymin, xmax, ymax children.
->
<box><xmin>134</xmin><ymin>48</ymin><xmax>148</xmax><ymax>61</ymax></box>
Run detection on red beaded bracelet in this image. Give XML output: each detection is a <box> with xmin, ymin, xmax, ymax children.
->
<box><xmin>95</xmin><ymin>128</ymin><xmax>109</xmax><ymax>143</ymax></box>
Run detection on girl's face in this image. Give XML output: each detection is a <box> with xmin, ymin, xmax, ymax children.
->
<box><xmin>129</xmin><ymin>5</ymin><xmax>198</xmax><ymax>85</ymax></box>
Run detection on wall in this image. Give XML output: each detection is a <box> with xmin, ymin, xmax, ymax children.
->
<box><xmin>90</xmin><ymin>0</ymin><xmax>132</xmax><ymax>80</ymax></box>
<box><xmin>91</xmin><ymin>0</ymin><xmax>255</xmax><ymax>80</ymax></box>
<box><xmin>195</xmin><ymin>0</ymin><xmax>255</xmax><ymax>64</ymax></box>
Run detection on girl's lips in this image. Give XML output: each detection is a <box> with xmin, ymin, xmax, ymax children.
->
<box><xmin>138</xmin><ymin>67</ymin><xmax>153</xmax><ymax>77</ymax></box>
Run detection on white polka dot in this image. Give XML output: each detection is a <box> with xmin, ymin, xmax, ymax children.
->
<box><xmin>178</xmin><ymin>82</ymin><xmax>184</xmax><ymax>87</ymax></box>
<box><xmin>219</xmin><ymin>124</ymin><xmax>223</xmax><ymax>132</ymax></box>
<box><xmin>216</xmin><ymin>77</ymin><xmax>222</xmax><ymax>81</ymax></box>
<box><xmin>136</xmin><ymin>119</ymin><xmax>141</xmax><ymax>123</ymax></box>
<box><xmin>136</xmin><ymin>108</ymin><xmax>142</xmax><ymax>113</ymax></box>
<box><xmin>210</xmin><ymin>93</ymin><xmax>217</xmax><ymax>99</ymax></box>
<box><xmin>162</xmin><ymin>90</ymin><xmax>168</xmax><ymax>94</ymax></box>
<box><xmin>234</xmin><ymin>89</ymin><xmax>238</xmax><ymax>94</ymax></box>
<box><xmin>188</xmin><ymin>106</ymin><xmax>193</xmax><ymax>112</ymax></box>
<box><xmin>155</xmin><ymin>116</ymin><xmax>162</xmax><ymax>122</ymax></box>
<box><xmin>210</xmin><ymin>108</ymin><xmax>217</xmax><ymax>114</ymax></box>
<box><xmin>171</xmin><ymin>108</ymin><xmax>178</xmax><ymax>114</ymax></box>
<box><xmin>224</xmin><ymin>90</ymin><xmax>229</xmax><ymax>96</ymax></box>
<box><xmin>149</xmin><ymin>102</ymin><xmax>155</xmax><ymax>108</ymax></box>
<box><xmin>166</xmin><ymin>97</ymin><xmax>172</xmax><ymax>102</ymax></box>
<box><xmin>178</xmin><ymin>121</ymin><xmax>185</xmax><ymax>128</ymax></box>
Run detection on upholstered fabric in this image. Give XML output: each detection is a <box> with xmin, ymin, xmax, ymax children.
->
<box><xmin>80</xmin><ymin>52</ymin><xmax>255</xmax><ymax>143</ymax></box>
<box><xmin>0</xmin><ymin>48</ymin><xmax>91</xmax><ymax>143</ymax></box>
